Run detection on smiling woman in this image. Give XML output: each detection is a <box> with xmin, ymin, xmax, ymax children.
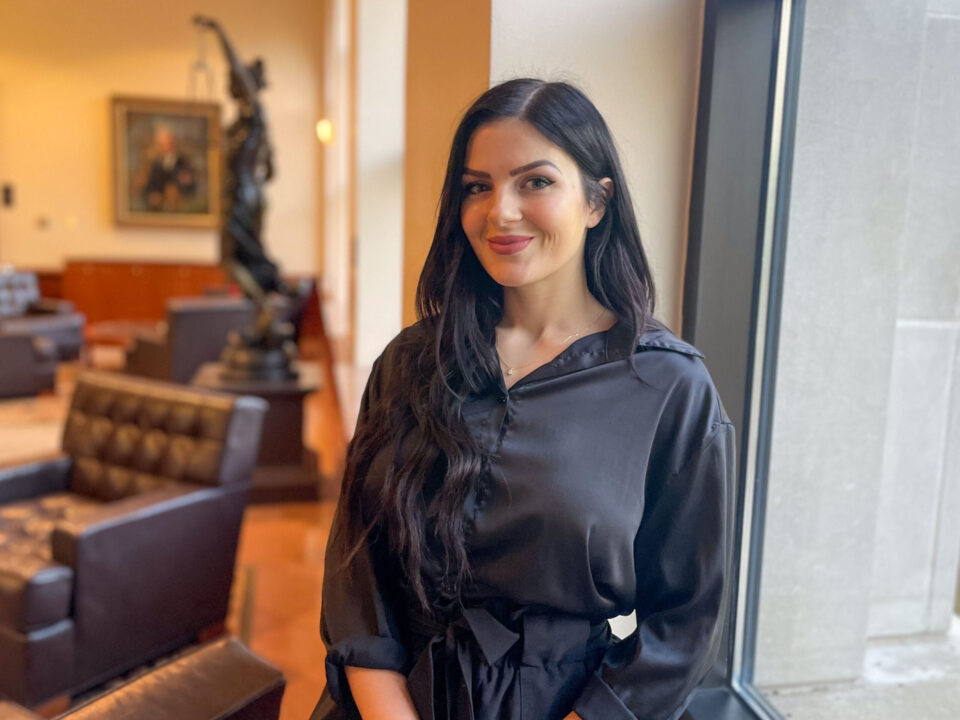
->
<box><xmin>461</xmin><ymin>121</ymin><xmax>608</xmax><ymax>281</ymax></box>
<box><xmin>459</xmin><ymin>118</ymin><xmax>617</xmax><ymax>385</ymax></box>
<box><xmin>312</xmin><ymin>79</ymin><xmax>735</xmax><ymax>720</ymax></box>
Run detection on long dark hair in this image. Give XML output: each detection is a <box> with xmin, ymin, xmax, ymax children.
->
<box><xmin>338</xmin><ymin>78</ymin><xmax>657</xmax><ymax>615</ymax></box>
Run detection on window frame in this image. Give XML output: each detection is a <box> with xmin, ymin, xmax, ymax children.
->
<box><xmin>683</xmin><ymin>1</ymin><xmax>806</xmax><ymax>718</ymax></box>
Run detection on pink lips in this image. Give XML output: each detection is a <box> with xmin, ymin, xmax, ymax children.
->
<box><xmin>487</xmin><ymin>235</ymin><xmax>533</xmax><ymax>255</ymax></box>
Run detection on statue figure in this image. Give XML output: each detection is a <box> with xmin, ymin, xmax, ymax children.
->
<box><xmin>194</xmin><ymin>15</ymin><xmax>298</xmax><ymax>380</ymax></box>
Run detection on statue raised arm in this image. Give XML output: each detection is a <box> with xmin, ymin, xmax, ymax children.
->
<box><xmin>193</xmin><ymin>16</ymin><xmax>259</xmax><ymax>106</ymax></box>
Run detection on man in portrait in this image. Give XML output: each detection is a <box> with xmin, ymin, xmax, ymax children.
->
<box><xmin>141</xmin><ymin>124</ymin><xmax>197</xmax><ymax>211</ymax></box>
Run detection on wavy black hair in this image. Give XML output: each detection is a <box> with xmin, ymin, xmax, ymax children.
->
<box><xmin>338</xmin><ymin>78</ymin><xmax>657</xmax><ymax>615</ymax></box>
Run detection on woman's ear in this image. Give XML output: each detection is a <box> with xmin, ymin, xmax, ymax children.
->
<box><xmin>586</xmin><ymin>177</ymin><xmax>615</xmax><ymax>229</ymax></box>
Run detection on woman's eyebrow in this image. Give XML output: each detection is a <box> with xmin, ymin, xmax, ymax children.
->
<box><xmin>509</xmin><ymin>160</ymin><xmax>561</xmax><ymax>176</ymax></box>
<box><xmin>462</xmin><ymin>160</ymin><xmax>562</xmax><ymax>179</ymax></box>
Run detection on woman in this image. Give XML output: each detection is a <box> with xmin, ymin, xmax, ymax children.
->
<box><xmin>312</xmin><ymin>78</ymin><xmax>735</xmax><ymax>720</ymax></box>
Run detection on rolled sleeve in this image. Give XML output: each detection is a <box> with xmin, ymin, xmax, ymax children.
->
<box><xmin>319</xmin><ymin>354</ymin><xmax>410</xmax><ymax>708</ymax></box>
<box><xmin>573</xmin><ymin>421</ymin><xmax>736</xmax><ymax>720</ymax></box>
<box><xmin>320</xmin><ymin>507</ymin><xmax>410</xmax><ymax>706</ymax></box>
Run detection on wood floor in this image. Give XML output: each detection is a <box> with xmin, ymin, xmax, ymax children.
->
<box><xmin>0</xmin><ymin>359</ymin><xmax>355</xmax><ymax>719</ymax></box>
<box><xmin>229</xmin><ymin>501</ymin><xmax>338</xmax><ymax>720</ymax></box>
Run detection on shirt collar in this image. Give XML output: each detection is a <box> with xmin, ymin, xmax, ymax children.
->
<box><xmin>475</xmin><ymin>313</ymin><xmax>704</xmax><ymax>398</ymax></box>
<box><xmin>604</xmin><ymin>315</ymin><xmax>705</xmax><ymax>362</ymax></box>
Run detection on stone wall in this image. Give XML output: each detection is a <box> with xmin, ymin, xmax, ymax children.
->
<box><xmin>755</xmin><ymin>0</ymin><xmax>960</xmax><ymax>687</ymax></box>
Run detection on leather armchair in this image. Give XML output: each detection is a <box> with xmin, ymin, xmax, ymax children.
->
<box><xmin>0</xmin><ymin>332</ymin><xmax>56</xmax><ymax>399</ymax></box>
<box><xmin>124</xmin><ymin>296</ymin><xmax>256</xmax><ymax>384</ymax></box>
<box><xmin>0</xmin><ymin>271</ymin><xmax>85</xmax><ymax>361</ymax></box>
<box><xmin>0</xmin><ymin>371</ymin><xmax>267</xmax><ymax>707</ymax></box>
<box><xmin>124</xmin><ymin>282</ymin><xmax>315</xmax><ymax>385</ymax></box>
<box><xmin>0</xmin><ymin>637</ymin><xmax>285</xmax><ymax>719</ymax></box>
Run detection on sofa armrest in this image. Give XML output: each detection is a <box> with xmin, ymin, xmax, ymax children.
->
<box><xmin>0</xmin><ymin>333</ymin><xmax>35</xmax><ymax>397</ymax></box>
<box><xmin>50</xmin><ymin>483</ymin><xmax>250</xmax><ymax>684</ymax></box>
<box><xmin>0</xmin><ymin>332</ymin><xmax>57</xmax><ymax>399</ymax></box>
<box><xmin>29</xmin><ymin>298</ymin><xmax>76</xmax><ymax>315</ymax></box>
<box><xmin>0</xmin><ymin>453</ymin><xmax>71</xmax><ymax>504</ymax></box>
<box><xmin>62</xmin><ymin>637</ymin><xmax>285</xmax><ymax>720</ymax></box>
<box><xmin>131</xmin><ymin>322</ymin><xmax>168</xmax><ymax>346</ymax></box>
<box><xmin>129</xmin><ymin>332</ymin><xmax>167</xmax><ymax>352</ymax></box>
<box><xmin>124</xmin><ymin>332</ymin><xmax>172</xmax><ymax>380</ymax></box>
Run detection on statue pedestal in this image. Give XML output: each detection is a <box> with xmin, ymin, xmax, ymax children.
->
<box><xmin>192</xmin><ymin>360</ymin><xmax>323</xmax><ymax>502</ymax></box>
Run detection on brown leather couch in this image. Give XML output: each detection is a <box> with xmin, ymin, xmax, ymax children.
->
<box><xmin>0</xmin><ymin>372</ymin><xmax>267</xmax><ymax>708</ymax></box>
<box><xmin>0</xmin><ymin>637</ymin><xmax>285</xmax><ymax>719</ymax></box>
<box><xmin>0</xmin><ymin>332</ymin><xmax>57</xmax><ymax>399</ymax></box>
<box><xmin>0</xmin><ymin>271</ymin><xmax>85</xmax><ymax>361</ymax></box>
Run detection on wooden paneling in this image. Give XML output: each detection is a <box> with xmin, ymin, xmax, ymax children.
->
<box><xmin>403</xmin><ymin>0</ymin><xmax>491</xmax><ymax>326</ymax></box>
<box><xmin>34</xmin><ymin>270</ymin><xmax>63</xmax><ymax>300</ymax></box>
<box><xmin>63</xmin><ymin>260</ymin><xmax>227</xmax><ymax>323</ymax></box>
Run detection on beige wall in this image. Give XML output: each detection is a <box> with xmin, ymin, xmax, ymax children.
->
<box><xmin>402</xmin><ymin>0</ymin><xmax>490</xmax><ymax>326</ymax></box>
<box><xmin>0</xmin><ymin>0</ymin><xmax>323</xmax><ymax>274</ymax></box>
<box><xmin>490</xmin><ymin>0</ymin><xmax>703</xmax><ymax>331</ymax></box>
<box><xmin>399</xmin><ymin>0</ymin><xmax>703</xmax><ymax>331</ymax></box>
<box><xmin>355</xmin><ymin>0</ymin><xmax>406</xmax><ymax>365</ymax></box>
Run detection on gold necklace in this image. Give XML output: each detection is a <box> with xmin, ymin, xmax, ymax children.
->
<box><xmin>498</xmin><ymin>307</ymin><xmax>609</xmax><ymax>377</ymax></box>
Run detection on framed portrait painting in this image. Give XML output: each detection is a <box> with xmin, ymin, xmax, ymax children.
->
<box><xmin>112</xmin><ymin>96</ymin><xmax>221</xmax><ymax>228</ymax></box>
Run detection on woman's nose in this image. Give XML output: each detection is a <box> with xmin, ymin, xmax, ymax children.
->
<box><xmin>487</xmin><ymin>187</ymin><xmax>522</xmax><ymax>225</ymax></box>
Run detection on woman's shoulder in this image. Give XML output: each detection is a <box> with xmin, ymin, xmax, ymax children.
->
<box><xmin>634</xmin><ymin>316</ymin><xmax>704</xmax><ymax>360</ymax></box>
<box><xmin>378</xmin><ymin>319</ymin><xmax>433</xmax><ymax>364</ymax></box>
<box><xmin>630</xmin><ymin>317</ymin><xmax>730</xmax><ymax>430</ymax></box>
<box><xmin>631</xmin><ymin>317</ymin><xmax>709</xmax><ymax>384</ymax></box>
<box><xmin>366</xmin><ymin>320</ymin><xmax>435</xmax><ymax>391</ymax></box>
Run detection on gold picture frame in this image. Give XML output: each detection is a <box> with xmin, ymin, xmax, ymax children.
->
<box><xmin>112</xmin><ymin>96</ymin><xmax>221</xmax><ymax>228</ymax></box>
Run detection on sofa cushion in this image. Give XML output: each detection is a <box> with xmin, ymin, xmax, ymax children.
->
<box><xmin>0</xmin><ymin>493</ymin><xmax>100</xmax><ymax>631</ymax></box>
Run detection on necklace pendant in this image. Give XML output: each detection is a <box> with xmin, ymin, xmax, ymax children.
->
<box><xmin>506</xmin><ymin>368</ymin><xmax>514</xmax><ymax>376</ymax></box>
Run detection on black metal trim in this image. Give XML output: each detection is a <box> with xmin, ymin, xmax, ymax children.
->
<box><xmin>683</xmin><ymin>0</ymin><xmax>808</xmax><ymax>718</ymax></box>
<box><xmin>739</xmin><ymin>0</ymin><xmax>807</xmax><ymax>690</ymax></box>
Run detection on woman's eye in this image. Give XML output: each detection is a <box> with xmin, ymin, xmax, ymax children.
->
<box><xmin>463</xmin><ymin>182</ymin><xmax>488</xmax><ymax>195</ymax></box>
<box><xmin>523</xmin><ymin>176</ymin><xmax>553</xmax><ymax>190</ymax></box>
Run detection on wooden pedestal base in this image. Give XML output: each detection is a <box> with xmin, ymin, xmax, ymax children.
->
<box><xmin>192</xmin><ymin>361</ymin><xmax>325</xmax><ymax>502</ymax></box>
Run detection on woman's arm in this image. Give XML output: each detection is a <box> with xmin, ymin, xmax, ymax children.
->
<box><xmin>569</xmin><ymin>420</ymin><xmax>735</xmax><ymax>720</ymax></box>
<box><xmin>345</xmin><ymin>666</ymin><xmax>420</xmax><ymax>720</ymax></box>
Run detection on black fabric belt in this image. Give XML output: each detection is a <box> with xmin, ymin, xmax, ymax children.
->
<box><xmin>405</xmin><ymin>603</ymin><xmax>610</xmax><ymax>720</ymax></box>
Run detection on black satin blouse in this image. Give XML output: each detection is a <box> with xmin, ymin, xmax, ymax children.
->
<box><xmin>313</xmin><ymin>316</ymin><xmax>736</xmax><ymax>720</ymax></box>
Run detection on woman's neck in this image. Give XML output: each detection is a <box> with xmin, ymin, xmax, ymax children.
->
<box><xmin>499</xmin><ymin>273</ymin><xmax>610</xmax><ymax>343</ymax></box>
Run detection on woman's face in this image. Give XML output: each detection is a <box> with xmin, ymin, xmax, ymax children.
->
<box><xmin>460</xmin><ymin>118</ymin><xmax>608</xmax><ymax>291</ymax></box>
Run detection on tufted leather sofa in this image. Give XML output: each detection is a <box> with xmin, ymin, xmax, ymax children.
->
<box><xmin>0</xmin><ymin>371</ymin><xmax>267</xmax><ymax>707</ymax></box>
<box><xmin>0</xmin><ymin>271</ymin><xmax>85</xmax><ymax>361</ymax></box>
<box><xmin>0</xmin><ymin>637</ymin><xmax>285</xmax><ymax>719</ymax></box>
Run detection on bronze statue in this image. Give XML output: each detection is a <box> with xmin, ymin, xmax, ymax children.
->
<box><xmin>194</xmin><ymin>15</ymin><xmax>298</xmax><ymax>380</ymax></box>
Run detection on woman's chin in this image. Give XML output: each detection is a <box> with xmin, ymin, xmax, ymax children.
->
<box><xmin>488</xmin><ymin>270</ymin><xmax>536</xmax><ymax>289</ymax></box>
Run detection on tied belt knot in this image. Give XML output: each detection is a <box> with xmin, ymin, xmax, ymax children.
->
<box><xmin>405</xmin><ymin>604</ymin><xmax>609</xmax><ymax>720</ymax></box>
